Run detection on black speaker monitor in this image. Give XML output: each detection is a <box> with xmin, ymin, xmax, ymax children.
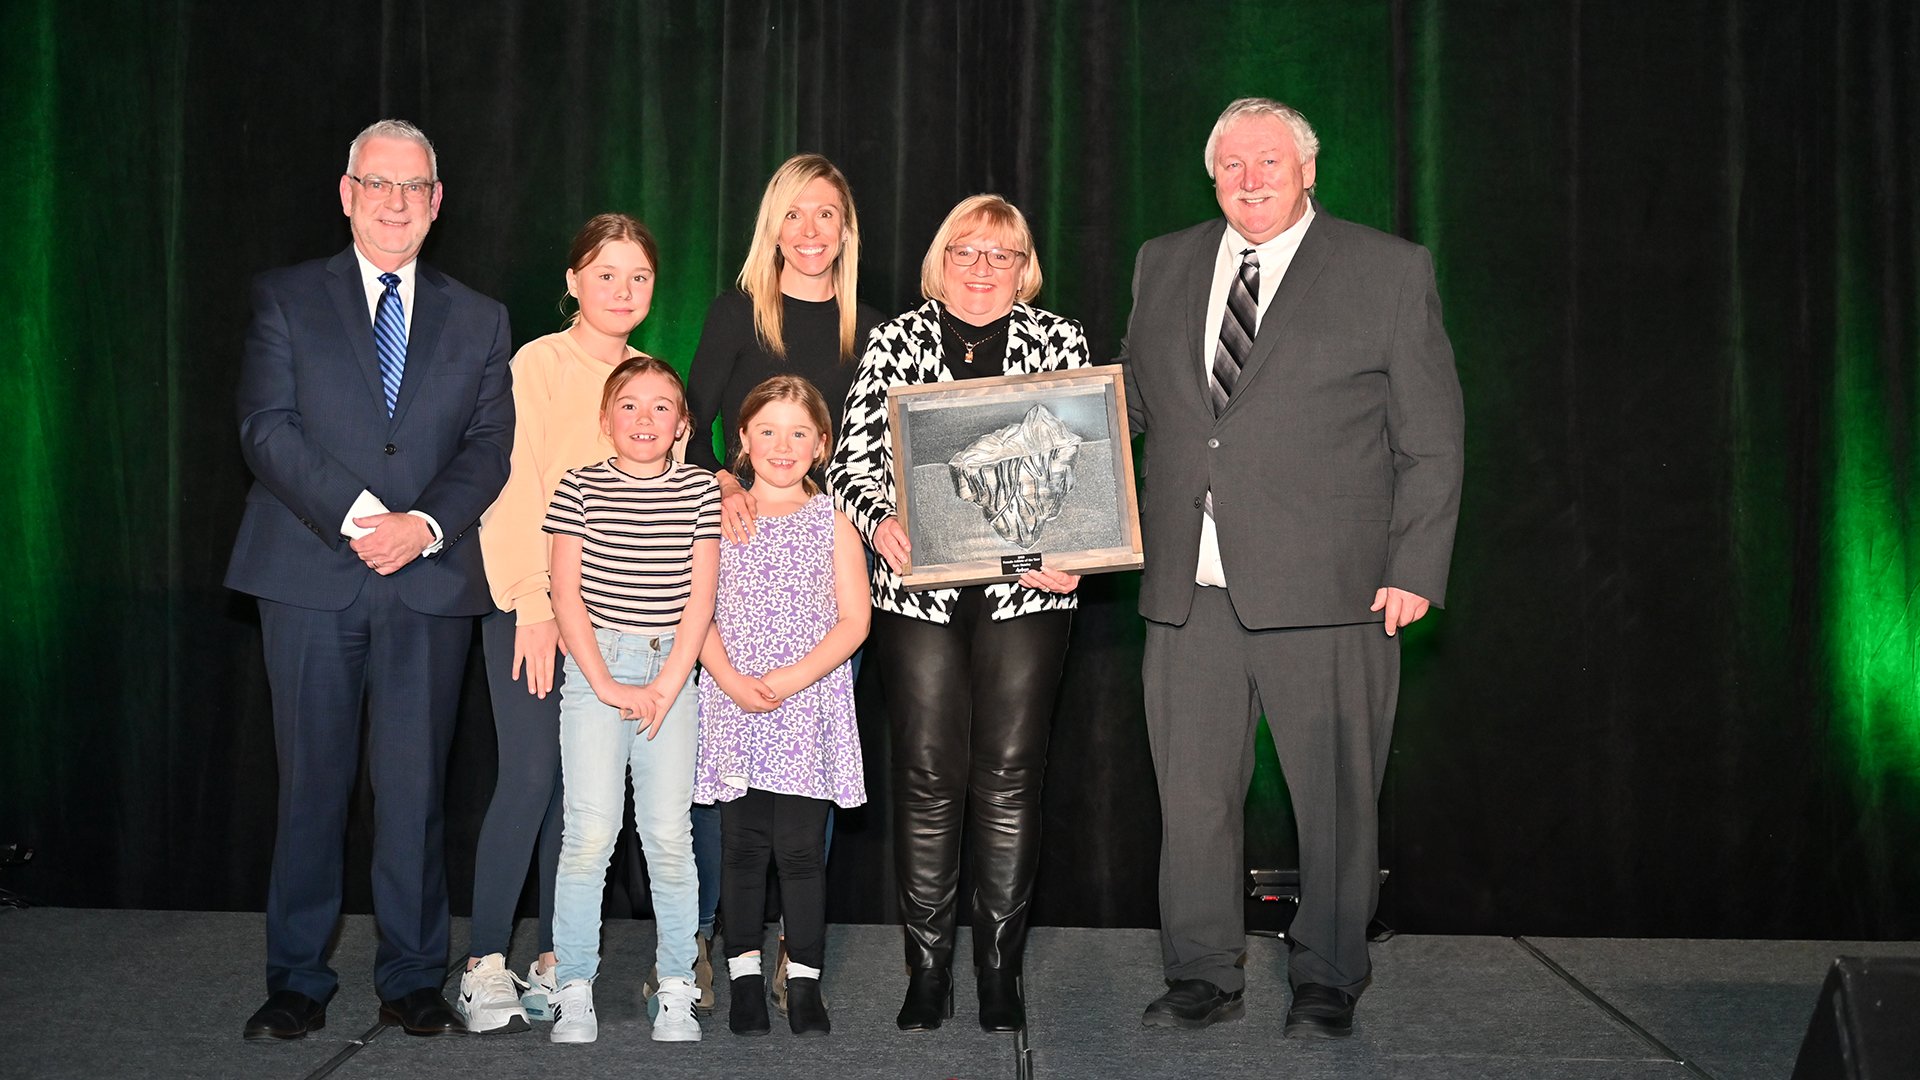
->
<box><xmin>1790</xmin><ymin>956</ymin><xmax>1920</xmax><ymax>1080</ymax></box>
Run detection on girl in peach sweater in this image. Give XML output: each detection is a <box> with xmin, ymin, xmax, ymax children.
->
<box><xmin>459</xmin><ymin>213</ymin><xmax>659</xmax><ymax>1034</ymax></box>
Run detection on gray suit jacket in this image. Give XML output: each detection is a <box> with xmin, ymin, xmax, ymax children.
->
<box><xmin>1119</xmin><ymin>208</ymin><xmax>1463</xmax><ymax>630</ymax></box>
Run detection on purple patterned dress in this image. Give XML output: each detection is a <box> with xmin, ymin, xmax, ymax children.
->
<box><xmin>694</xmin><ymin>494</ymin><xmax>866</xmax><ymax>808</ymax></box>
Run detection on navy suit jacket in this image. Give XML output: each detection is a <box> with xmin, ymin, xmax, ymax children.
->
<box><xmin>225</xmin><ymin>245</ymin><xmax>513</xmax><ymax>616</ymax></box>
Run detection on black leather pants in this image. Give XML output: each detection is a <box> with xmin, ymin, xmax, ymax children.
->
<box><xmin>870</xmin><ymin>588</ymin><xmax>1073</xmax><ymax>971</ymax></box>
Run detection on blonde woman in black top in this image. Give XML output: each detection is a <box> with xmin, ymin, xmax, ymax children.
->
<box><xmin>688</xmin><ymin>154</ymin><xmax>882</xmax><ymax>542</ymax></box>
<box><xmin>685</xmin><ymin>153</ymin><xmax>882</xmax><ymax>1018</ymax></box>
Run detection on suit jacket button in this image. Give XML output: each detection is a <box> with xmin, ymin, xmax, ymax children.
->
<box><xmin>1193</xmin><ymin>497</ymin><xmax>1203</xmax><ymax>509</ymax></box>
<box><xmin>1207</xmin><ymin>438</ymin><xmax>1220</xmax><ymax>449</ymax></box>
<box><xmin>384</xmin><ymin>443</ymin><xmax>397</xmax><ymax>455</ymax></box>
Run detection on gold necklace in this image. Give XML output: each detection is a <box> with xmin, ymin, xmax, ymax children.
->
<box><xmin>940</xmin><ymin>309</ymin><xmax>1007</xmax><ymax>365</ymax></box>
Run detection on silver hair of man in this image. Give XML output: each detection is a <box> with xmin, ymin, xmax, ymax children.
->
<box><xmin>346</xmin><ymin>119</ymin><xmax>440</xmax><ymax>182</ymax></box>
<box><xmin>1203</xmin><ymin>98</ymin><xmax>1320</xmax><ymax>179</ymax></box>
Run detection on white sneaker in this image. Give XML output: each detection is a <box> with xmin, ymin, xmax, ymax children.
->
<box><xmin>521</xmin><ymin>960</ymin><xmax>559</xmax><ymax>1021</ymax></box>
<box><xmin>456</xmin><ymin>954</ymin><xmax>531</xmax><ymax>1034</ymax></box>
<box><xmin>651</xmin><ymin>977</ymin><xmax>702</xmax><ymax>1042</ymax></box>
<box><xmin>549</xmin><ymin>979</ymin><xmax>597</xmax><ymax>1044</ymax></box>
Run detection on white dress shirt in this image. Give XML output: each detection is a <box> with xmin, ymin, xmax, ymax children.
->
<box><xmin>341</xmin><ymin>246</ymin><xmax>441</xmax><ymax>553</ymax></box>
<box><xmin>351</xmin><ymin>246</ymin><xmax>417</xmax><ymax>336</ymax></box>
<box><xmin>1195</xmin><ymin>205</ymin><xmax>1316</xmax><ymax>588</ymax></box>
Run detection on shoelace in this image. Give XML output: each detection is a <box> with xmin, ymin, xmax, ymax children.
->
<box><xmin>475</xmin><ymin>967</ymin><xmax>522</xmax><ymax>1003</ymax></box>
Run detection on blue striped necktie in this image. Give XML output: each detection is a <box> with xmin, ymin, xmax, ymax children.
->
<box><xmin>374</xmin><ymin>272</ymin><xmax>406</xmax><ymax>416</ymax></box>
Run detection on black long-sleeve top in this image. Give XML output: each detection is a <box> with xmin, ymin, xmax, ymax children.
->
<box><xmin>685</xmin><ymin>289</ymin><xmax>884</xmax><ymax>473</ymax></box>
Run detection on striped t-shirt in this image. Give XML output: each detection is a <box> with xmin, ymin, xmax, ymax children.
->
<box><xmin>543</xmin><ymin>459</ymin><xmax>721</xmax><ymax>634</ymax></box>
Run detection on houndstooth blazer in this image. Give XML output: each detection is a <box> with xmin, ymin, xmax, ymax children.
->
<box><xmin>828</xmin><ymin>299</ymin><xmax>1091</xmax><ymax>624</ymax></box>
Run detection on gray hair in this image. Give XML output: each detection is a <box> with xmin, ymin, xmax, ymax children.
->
<box><xmin>346</xmin><ymin>119</ymin><xmax>439</xmax><ymax>181</ymax></box>
<box><xmin>1203</xmin><ymin>98</ymin><xmax>1319</xmax><ymax>178</ymax></box>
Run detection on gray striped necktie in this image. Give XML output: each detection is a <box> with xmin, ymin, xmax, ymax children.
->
<box><xmin>1204</xmin><ymin>248</ymin><xmax>1259</xmax><ymax>521</ymax></box>
<box><xmin>1209</xmin><ymin>247</ymin><xmax>1259</xmax><ymax>416</ymax></box>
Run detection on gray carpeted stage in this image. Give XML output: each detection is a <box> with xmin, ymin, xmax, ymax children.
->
<box><xmin>4</xmin><ymin>907</ymin><xmax>1913</xmax><ymax>1079</ymax></box>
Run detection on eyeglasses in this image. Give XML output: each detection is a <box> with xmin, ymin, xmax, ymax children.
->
<box><xmin>946</xmin><ymin>245</ymin><xmax>1028</xmax><ymax>270</ymax></box>
<box><xmin>349</xmin><ymin>175</ymin><xmax>437</xmax><ymax>202</ymax></box>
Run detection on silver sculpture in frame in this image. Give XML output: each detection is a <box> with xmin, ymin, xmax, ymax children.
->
<box><xmin>886</xmin><ymin>365</ymin><xmax>1144</xmax><ymax>590</ymax></box>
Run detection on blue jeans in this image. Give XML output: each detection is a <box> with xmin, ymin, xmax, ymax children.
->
<box><xmin>553</xmin><ymin>628</ymin><xmax>700</xmax><ymax>987</ymax></box>
<box><xmin>692</xmin><ymin>802</ymin><xmax>720</xmax><ymax>938</ymax></box>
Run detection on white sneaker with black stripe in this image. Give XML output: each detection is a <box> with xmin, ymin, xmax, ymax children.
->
<box><xmin>651</xmin><ymin>977</ymin><xmax>701</xmax><ymax>1042</ymax></box>
<box><xmin>521</xmin><ymin>960</ymin><xmax>559</xmax><ymax>1021</ymax></box>
<box><xmin>456</xmin><ymin>954</ymin><xmax>531</xmax><ymax>1035</ymax></box>
<box><xmin>549</xmin><ymin>979</ymin><xmax>597</xmax><ymax>1044</ymax></box>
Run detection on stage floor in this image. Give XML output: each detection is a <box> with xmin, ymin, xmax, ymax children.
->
<box><xmin>4</xmin><ymin>907</ymin><xmax>1914</xmax><ymax>1079</ymax></box>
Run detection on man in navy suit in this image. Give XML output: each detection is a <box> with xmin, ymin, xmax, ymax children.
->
<box><xmin>228</xmin><ymin>119</ymin><xmax>512</xmax><ymax>1040</ymax></box>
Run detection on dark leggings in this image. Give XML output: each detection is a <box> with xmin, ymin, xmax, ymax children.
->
<box><xmin>869</xmin><ymin>589</ymin><xmax>1073</xmax><ymax>970</ymax></box>
<box><xmin>721</xmin><ymin>789</ymin><xmax>832</xmax><ymax>969</ymax></box>
<box><xmin>469</xmin><ymin>607</ymin><xmax>565</xmax><ymax>958</ymax></box>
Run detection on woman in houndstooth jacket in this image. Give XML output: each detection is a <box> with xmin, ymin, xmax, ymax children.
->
<box><xmin>827</xmin><ymin>194</ymin><xmax>1090</xmax><ymax>1035</ymax></box>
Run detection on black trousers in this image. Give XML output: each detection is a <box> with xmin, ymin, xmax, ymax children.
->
<box><xmin>869</xmin><ymin>589</ymin><xmax>1073</xmax><ymax>971</ymax></box>
<box><xmin>470</xmin><ymin>607</ymin><xmax>564</xmax><ymax>959</ymax></box>
<box><xmin>720</xmin><ymin>788</ymin><xmax>832</xmax><ymax>969</ymax></box>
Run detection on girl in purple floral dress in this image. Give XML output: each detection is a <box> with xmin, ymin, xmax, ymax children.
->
<box><xmin>695</xmin><ymin>375</ymin><xmax>869</xmax><ymax>1037</ymax></box>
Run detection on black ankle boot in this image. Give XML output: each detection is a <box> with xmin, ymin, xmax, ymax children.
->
<box><xmin>977</xmin><ymin>965</ymin><xmax>1025</xmax><ymax>1032</ymax></box>
<box><xmin>896</xmin><ymin>967</ymin><xmax>954</xmax><ymax>1031</ymax></box>
<box><xmin>786</xmin><ymin>976</ymin><xmax>830</xmax><ymax>1037</ymax></box>
<box><xmin>729</xmin><ymin>974</ymin><xmax>770</xmax><ymax>1036</ymax></box>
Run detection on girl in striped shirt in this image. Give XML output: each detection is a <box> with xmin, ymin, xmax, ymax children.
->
<box><xmin>544</xmin><ymin>356</ymin><xmax>721</xmax><ymax>1044</ymax></box>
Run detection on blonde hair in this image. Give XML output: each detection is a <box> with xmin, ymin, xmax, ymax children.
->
<box><xmin>918</xmin><ymin>194</ymin><xmax>1043</xmax><ymax>305</ymax></box>
<box><xmin>736</xmin><ymin>154</ymin><xmax>863</xmax><ymax>362</ymax></box>
<box><xmin>730</xmin><ymin>375</ymin><xmax>834</xmax><ymax>497</ymax></box>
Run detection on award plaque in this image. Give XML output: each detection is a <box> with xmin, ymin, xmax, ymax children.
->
<box><xmin>885</xmin><ymin>365</ymin><xmax>1144</xmax><ymax>590</ymax></box>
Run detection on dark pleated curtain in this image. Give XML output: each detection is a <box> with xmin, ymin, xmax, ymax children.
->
<box><xmin>0</xmin><ymin>0</ymin><xmax>1914</xmax><ymax>939</ymax></box>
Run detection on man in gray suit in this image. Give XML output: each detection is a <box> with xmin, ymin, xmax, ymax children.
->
<box><xmin>1123</xmin><ymin>98</ymin><xmax>1463</xmax><ymax>1036</ymax></box>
